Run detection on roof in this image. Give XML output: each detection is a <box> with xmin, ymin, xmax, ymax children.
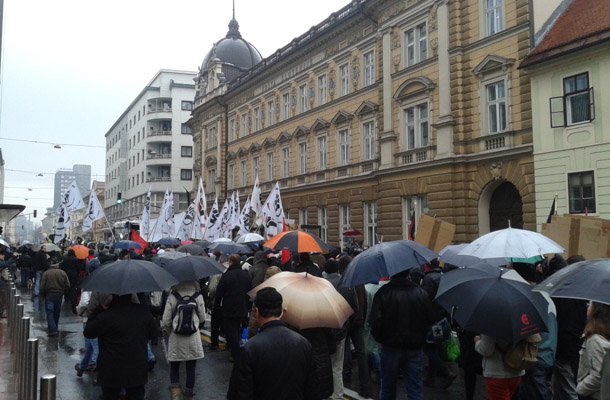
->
<box><xmin>521</xmin><ymin>0</ymin><xmax>610</xmax><ymax>68</ymax></box>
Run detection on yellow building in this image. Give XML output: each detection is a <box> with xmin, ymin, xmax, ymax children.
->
<box><xmin>190</xmin><ymin>0</ymin><xmax>536</xmax><ymax>247</ymax></box>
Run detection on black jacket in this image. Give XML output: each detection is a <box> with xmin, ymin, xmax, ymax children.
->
<box><xmin>60</xmin><ymin>254</ymin><xmax>80</xmax><ymax>280</ymax></box>
<box><xmin>294</xmin><ymin>260</ymin><xmax>323</xmax><ymax>277</ymax></box>
<box><xmin>299</xmin><ymin>328</ymin><xmax>335</xmax><ymax>400</ymax></box>
<box><xmin>17</xmin><ymin>254</ymin><xmax>33</xmax><ymax>269</ymax></box>
<box><xmin>249</xmin><ymin>251</ymin><xmax>269</xmax><ymax>288</ymax></box>
<box><xmin>214</xmin><ymin>264</ymin><xmax>252</xmax><ymax>318</ymax></box>
<box><xmin>32</xmin><ymin>250</ymin><xmax>48</xmax><ymax>273</ymax></box>
<box><xmin>422</xmin><ymin>268</ymin><xmax>447</xmax><ymax>321</ymax></box>
<box><xmin>555</xmin><ymin>297</ymin><xmax>587</xmax><ymax>363</ymax></box>
<box><xmin>228</xmin><ymin>320</ymin><xmax>313</xmax><ymax>400</ymax></box>
<box><xmin>84</xmin><ymin>298</ymin><xmax>159</xmax><ymax>388</ymax></box>
<box><xmin>369</xmin><ymin>277</ymin><xmax>435</xmax><ymax>349</ymax></box>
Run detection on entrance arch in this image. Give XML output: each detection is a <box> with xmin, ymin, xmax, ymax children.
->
<box><xmin>478</xmin><ymin>180</ymin><xmax>524</xmax><ymax>235</ymax></box>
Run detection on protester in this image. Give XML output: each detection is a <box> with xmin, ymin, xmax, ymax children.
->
<box><xmin>249</xmin><ymin>251</ymin><xmax>269</xmax><ymax>288</ymax></box>
<box><xmin>17</xmin><ymin>250</ymin><xmax>33</xmax><ymax>289</ymax></box>
<box><xmin>84</xmin><ymin>294</ymin><xmax>160</xmax><ymax>400</ymax></box>
<box><xmin>207</xmin><ymin>254</ymin><xmax>228</xmax><ymax>350</ymax></box>
<box><xmin>32</xmin><ymin>245</ymin><xmax>49</xmax><ymax>296</ymax></box>
<box><xmin>364</xmin><ymin>280</ymin><xmax>386</xmax><ymax>385</ymax></box>
<box><xmin>0</xmin><ymin>253</ymin><xmax>11</xmax><ymax>318</ymax></box>
<box><xmin>457</xmin><ymin>328</ymin><xmax>482</xmax><ymax>400</ymax></box>
<box><xmin>294</xmin><ymin>252</ymin><xmax>323</xmax><ymax>277</ymax></box>
<box><xmin>214</xmin><ymin>253</ymin><xmax>252</xmax><ymax>363</ymax></box>
<box><xmin>299</xmin><ymin>327</ymin><xmax>335</xmax><ymax>400</ymax></box>
<box><xmin>39</xmin><ymin>262</ymin><xmax>70</xmax><ymax>336</ymax></box>
<box><xmin>162</xmin><ymin>280</ymin><xmax>206</xmax><ymax>400</ymax></box>
<box><xmin>60</xmin><ymin>249</ymin><xmax>81</xmax><ymax>311</ymax></box>
<box><xmin>227</xmin><ymin>287</ymin><xmax>313</xmax><ymax>399</ymax></box>
<box><xmin>474</xmin><ymin>334</ymin><xmax>525</xmax><ymax>400</ymax></box>
<box><xmin>600</xmin><ymin>350</ymin><xmax>610</xmax><ymax>399</ymax></box>
<box><xmin>247</xmin><ymin>265</ymin><xmax>281</xmax><ymax>338</ymax></box>
<box><xmin>369</xmin><ymin>269</ymin><xmax>435</xmax><ymax>400</ymax></box>
<box><xmin>576</xmin><ymin>301</ymin><xmax>610</xmax><ymax>399</ymax></box>
<box><xmin>74</xmin><ymin>291</ymin><xmax>99</xmax><ymax>376</ymax></box>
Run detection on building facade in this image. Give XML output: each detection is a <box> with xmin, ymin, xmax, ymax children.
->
<box><xmin>521</xmin><ymin>0</ymin><xmax>610</xmax><ymax>228</ymax></box>
<box><xmin>53</xmin><ymin>164</ymin><xmax>91</xmax><ymax>210</ymax></box>
<box><xmin>190</xmin><ymin>0</ymin><xmax>537</xmax><ymax>247</ymax></box>
<box><xmin>104</xmin><ymin>70</ymin><xmax>197</xmax><ymax>227</ymax></box>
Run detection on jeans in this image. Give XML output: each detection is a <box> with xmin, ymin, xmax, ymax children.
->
<box><xmin>147</xmin><ymin>341</ymin><xmax>155</xmax><ymax>362</ymax></box>
<box><xmin>79</xmin><ymin>323</ymin><xmax>99</xmax><ymax>369</ymax></box>
<box><xmin>170</xmin><ymin>360</ymin><xmax>197</xmax><ymax>392</ymax></box>
<box><xmin>379</xmin><ymin>346</ymin><xmax>423</xmax><ymax>400</ymax></box>
<box><xmin>44</xmin><ymin>294</ymin><xmax>63</xmax><ymax>334</ymax></box>
<box><xmin>552</xmin><ymin>358</ymin><xmax>579</xmax><ymax>400</ymax></box>
<box><xmin>330</xmin><ymin>338</ymin><xmax>346</xmax><ymax>400</ymax></box>
<box><xmin>34</xmin><ymin>270</ymin><xmax>42</xmax><ymax>296</ymax></box>
<box><xmin>519</xmin><ymin>362</ymin><xmax>552</xmax><ymax>400</ymax></box>
<box><xmin>101</xmin><ymin>385</ymin><xmax>145</xmax><ymax>400</ymax></box>
<box><xmin>343</xmin><ymin>325</ymin><xmax>371</xmax><ymax>393</ymax></box>
<box><xmin>20</xmin><ymin>268</ymin><xmax>32</xmax><ymax>288</ymax></box>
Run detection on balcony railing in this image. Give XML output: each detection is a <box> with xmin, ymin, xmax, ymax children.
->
<box><xmin>148</xmin><ymin>107</ymin><xmax>172</xmax><ymax>114</ymax></box>
<box><xmin>147</xmin><ymin>130</ymin><xmax>172</xmax><ymax>137</ymax></box>
<box><xmin>146</xmin><ymin>176</ymin><xmax>170</xmax><ymax>182</ymax></box>
<box><xmin>146</xmin><ymin>154</ymin><xmax>171</xmax><ymax>160</ymax></box>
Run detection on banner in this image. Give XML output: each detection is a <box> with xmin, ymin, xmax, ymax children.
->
<box><xmin>231</xmin><ymin>191</ymin><xmax>241</xmax><ymax>230</ymax></box>
<box><xmin>58</xmin><ymin>180</ymin><xmax>85</xmax><ymax>214</ymax></box>
<box><xmin>82</xmin><ymin>190</ymin><xmax>105</xmax><ymax>232</ymax></box>
<box><xmin>158</xmin><ymin>190</ymin><xmax>175</xmax><ymax>238</ymax></box>
<box><xmin>197</xmin><ymin>178</ymin><xmax>208</xmax><ymax>236</ymax></box>
<box><xmin>204</xmin><ymin>198</ymin><xmax>220</xmax><ymax>241</ymax></box>
<box><xmin>140</xmin><ymin>187</ymin><xmax>152</xmax><ymax>240</ymax></box>
<box><xmin>130</xmin><ymin>229</ymin><xmax>148</xmax><ymax>255</ymax></box>
<box><xmin>251</xmin><ymin>175</ymin><xmax>264</xmax><ymax>226</ymax></box>
<box><xmin>238</xmin><ymin>196</ymin><xmax>251</xmax><ymax>236</ymax></box>
<box><xmin>54</xmin><ymin>201</ymin><xmax>67</xmax><ymax>244</ymax></box>
<box><xmin>262</xmin><ymin>182</ymin><xmax>285</xmax><ymax>239</ymax></box>
<box><xmin>177</xmin><ymin>200</ymin><xmax>198</xmax><ymax>241</ymax></box>
<box><xmin>218</xmin><ymin>200</ymin><xmax>232</xmax><ymax>239</ymax></box>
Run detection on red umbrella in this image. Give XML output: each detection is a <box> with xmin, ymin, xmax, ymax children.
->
<box><xmin>342</xmin><ymin>228</ymin><xmax>361</xmax><ymax>236</ymax></box>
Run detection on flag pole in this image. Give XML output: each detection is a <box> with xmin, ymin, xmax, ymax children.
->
<box><xmin>102</xmin><ymin>214</ymin><xmax>117</xmax><ymax>243</ymax></box>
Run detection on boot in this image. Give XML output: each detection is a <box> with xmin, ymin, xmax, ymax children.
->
<box><xmin>169</xmin><ymin>385</ymin><xmax>181</xmax><ymax>400</ymax></box>
<box><xmin>182</xmin><ymin>390</ymin><xmax>195</xmax><ymax>400</ymax></box>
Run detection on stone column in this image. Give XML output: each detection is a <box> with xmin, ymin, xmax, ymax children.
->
<box><xmin>434</xmin><ymin>0</ymin><xmax>454</xmax><ymax>158</ymax></box>
<box><xmin>380</xmin><ymin>27</ymin><xmax>396</xmax><ymax>169</ymax></box>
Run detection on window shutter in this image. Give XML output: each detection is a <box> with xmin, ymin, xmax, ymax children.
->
<box><xmin>549</xmin><ymin>96</ymin><xmax>565</xmax><ymax>128</ymax></box>
<box><xmin>589</xmin><ymin>87</ymin><xmax>595</xmax><ymax>122</ymax></box>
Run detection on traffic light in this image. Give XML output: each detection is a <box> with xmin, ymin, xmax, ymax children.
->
<box><xmin>33</xmin><ymin>210</ymin><xmax>37</xmax><ymax>218</ymax></box>
<box><xmin>117</xmin><ymin>192</ymin><xmax>123</xmax><ymax>204</ymax></box>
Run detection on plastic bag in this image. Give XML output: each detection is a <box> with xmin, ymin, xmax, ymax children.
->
<box><xmin>240</xmin><ymin>327</ymin><xmax>248</xmax><ymax>347</ymax></box>
<box><xmin>441</xmin><ymin>331</ymin><xmax>461</xmax><ymax>362</ymax></box>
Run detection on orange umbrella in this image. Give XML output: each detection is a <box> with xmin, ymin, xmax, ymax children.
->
<box><xmin>68</xmin><ymin>244</ymin><xmax>90</xmax><ymax>260</ymax></box>
<box><xmin>263</xmin><ymin>230</ymin><xmax>331</xmax><ymax>254</ymax></box>
<box><xmin>248</xmin><ymin>272</ymin><xmax>353</xmax><ymax>329</ymax></box>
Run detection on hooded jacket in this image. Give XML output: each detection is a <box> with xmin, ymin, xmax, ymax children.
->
<box><xmin>249</xmin><ymin>251</ymin><xmax>269</xmax><ymax>288</ymax></box>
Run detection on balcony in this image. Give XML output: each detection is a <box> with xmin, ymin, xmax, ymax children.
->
<box><xmin>479</xmin><ymin>131</ymin><xmax>514</xmax><ymax>153</ymax></box>
<box><xmin>397</xmin><ymin>147</ymin><xmax>433</xmax><ymax>165</ymax></box>
<box><xmin>147</xmin><ymin>129</ymin><xmax>172</xmax><ymax>137</ymax></box>
<box><xmin>146</xmin><ymin>153</ymin><xmax>171</xmax><ymax>160</ymax></box>
<box><xmin>146</xmin><ymin>176</ymin><xmax>170</xmax><ymax>183</ymax></box>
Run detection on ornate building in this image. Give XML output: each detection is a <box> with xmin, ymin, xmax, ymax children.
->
<box><xmin>189</xmin><ymin>0</ymin><xmax>536</xmax><ymax>247</ymax></box>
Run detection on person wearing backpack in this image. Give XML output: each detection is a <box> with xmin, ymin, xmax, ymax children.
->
<box><xmin>475</xmin><ymin>334</ymin><xmax>526</xmax><ymax>399</ymax></box>
<box><xmin>162</xmin><ymin>280</ymin><xmax>205</xmax><ymax>400</ymax></box>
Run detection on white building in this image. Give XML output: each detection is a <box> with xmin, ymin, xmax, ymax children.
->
<box><xmin>104</xmin><ymin>70</ymin><xmax>197</xmax><ymax>228</ymax></box>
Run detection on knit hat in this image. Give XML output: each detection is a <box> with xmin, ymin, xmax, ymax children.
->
<box><xmin>254</xmin><ymin>287</ymin><xmax>283</xmax><ymax>312</ymax></box>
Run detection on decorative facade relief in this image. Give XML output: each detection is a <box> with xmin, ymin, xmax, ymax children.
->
<box><xmin>392</xmin><ymin>26</ymin><xmax>401</xmax><ymax>49</ymax></box>
<box><xmin>308</xmin><ymin>76</ymin><xmax>316</xmax><ymax>108</ymax></box>
<box><xmin>431</xmin><ymin>37</ymin><xmax>439</xmax><ymax>56</ymax></box>
<box><xmin>275</xmin><ymin>93</ymin><xmax>281</xmax><ymax>121</ymax></box>
<box><xmin>328</xmin><ymin>67</ymin><xmax>336</xmax><ymax>101</ymax></box>
<box><xmin>290</xmin><ymin>85</ymin><xmax>297</xmax><ymax>116</ymax></box>
<box><xmin>490</xmin><ymin>162</ymin><xmax>503</xmax><ymax>180</ymax></box>
<box><xmin>351</xmin><ymin>54</ymin><xmax>360</xmax><ymax>92</ymax></box>
<box><xmin>429</xmin><ymin>3</ymin><xmax>438</xmax><ymax>32</ymax></box>
<box><xmin>393</xmin><ymin>55</ymin><xmax>401</xmax><ymax>73</ymax></box>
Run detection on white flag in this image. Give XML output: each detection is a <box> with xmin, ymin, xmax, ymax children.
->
<box><xmin>231</xmin><ymin>191</ymin><xmax>241</xmax><ymax>229</ymax></box>
<box><xmin>140</xmin><ymin>187</ymin><xmax>152</xmax><ymax>240</ymax></box>
<box><xmin>82</xmin><ymin>190</ymin><xmax>105</xmax><ymax>232</ymax></box>
<box><xmin>204</xmin><ymin>198</ymin><xmax>220</xmax><ymax>241</ymax></box>
<box><xmin>61</xmin><ymin>181</ymin><xmax>86</xmax><ymax>213</ymax></box>
<box><xmin>177</xmin><ymin>200</ymin><xmax>198</xmax><ymax>241</ymax></box>
<box><xmin>262</xmin><ymin>182</ymin><xmax>285</xmax><ymax>239</ymax></box>
<box><xmin>159</xmin><ymin>190</ymin><xmax>175</xmax><ymax>238</ymax></box>
<box><xmin>54</xmin><ymin>201</ymin><xmax>67</xmax><ymax>243</ymax></box>
<box><xmin>197</xmin><ymin>178</ymin><xmax>208</xmax><ymax>235</ymax></box>
<box><xmin>238</xmin><ymin>196</ymin><xmax>251</xmax><ymax>236</ymax></box>
<box><xmin>251</xmin><ymin>175</ymin><xmax>264</xmax><ymax>226</ymax></box>
<box><xmin>218</xmin><ymin>200</ymin><xmax>232</xmax><ymax>239</ymax></box>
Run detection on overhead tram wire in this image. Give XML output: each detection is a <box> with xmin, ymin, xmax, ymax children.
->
<box><xmin>0</xmin><ymin>137</ymin><xmax>106</xmax><ymax>149</ymax></box>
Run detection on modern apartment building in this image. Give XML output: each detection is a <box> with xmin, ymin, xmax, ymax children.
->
<box><xmin>53</xmin><ymin>164</ymin><xmax>91</xmax><ymax>210</ymax></box>
<box><xmin>104</xmin><ymin>70</ymin><xmax>197</xmax><ymax>226</ymax></box>
<box><xmin>190</xmin><ymin>0</ymin><xmax>538</xmax><ymax>247</ymax></box>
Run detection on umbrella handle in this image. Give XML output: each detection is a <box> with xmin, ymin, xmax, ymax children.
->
<box><xmin>450</xmin><ymin>306</ymin><xmax>457</xmax><ymax>327</ymax></box>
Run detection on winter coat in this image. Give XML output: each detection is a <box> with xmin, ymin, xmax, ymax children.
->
<box><xmin>475</xmin><ymin>334</ymin><xmax>525</xmax><ymax>379</ymax></box>
<box><xmin>369</xmin><ymin>277</ymin><xmax>435</xmax><ymax>350</ymax></box>
<box><xmin>214</xmin><ymin>264</ymin><xmax>252</xmax><ymax>318</ymax></box>
<box><xmin>17</xmin><ymin>254</ymin><xmax>33</xmax><ymax>270</ymax></box>
<box><xmin>422</xmin><ymin>268</ymin><xmax>447</xmax><ymax>321</ymax></box>
<box><xmin>39</xmin><ymin>268</ymin><xmax>70</xmax><ymax>297</ymax></box>
<box><xmin>299</xmin><ymin>328</ymin><xmax>335</xmax><ymax>400</ymax></box>
<box><xmin>555</xmin><ymin>297</ymin><xmax>588</xmax><ymax>363</ymax></box>
<box><xmin>576</xmin><ymin>334</ymin><xmax>610</xmax><ymax>399</ymax></box>
<box><xmin>249</xmin><ymin>251</ymin><xmax>269</xmax><ymax>288</ymax></box>
<box><xmin>84</xmin><ymin>297</ymin><xmax>159</xmax><ymax>388</ymax></box>
<box><xmin>601</xmin><ymin>350</ymin><xmax>610</xmax><ymax>400</ymax></box>
<box><xmin>32</xmin><ymin>250</ymin><xmax>48</xmax><ymax>273</ymax></box>
<box><xmin>227</xmin><ymin>320</ymin><xmax>313</xmax><ymax>400</ymax></box>
<box><xmin>325</xmin><ymin>272</ymin><xmax>357</xmax><ymax>341</ymax></box>
<box><xmin>247</xmin><ymin>266</ymin><xmax>281</xmax><ymax>338</ymax></box>
<box><xmin>162</xmin><ymin>281</ymin><xmax>205</xmax><ymax>362</ymax></box>
<box><xmin>60</xmin><ymin>254</ymin><xmax>80</xmax><ymax>280</ymax></box>
<box><xmin>294</xmin><ymin>260</ymin><xmax>323</xmax><ymax>277</ymax></box>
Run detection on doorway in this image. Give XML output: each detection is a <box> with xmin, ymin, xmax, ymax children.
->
<box><xmin>489</xmin><ymin>182</ymin><xmax>523</xmax><ymax>231</ymax></box>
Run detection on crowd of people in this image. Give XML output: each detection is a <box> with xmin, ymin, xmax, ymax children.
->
<box><xmin>0</xmin><ymin>239</ymin><xmax>609</xmax><ymax>400</ymax></box>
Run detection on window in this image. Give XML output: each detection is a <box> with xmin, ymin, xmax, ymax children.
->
<box><xmin>254</xmin><ymin>107</ymin><xmax>260</xmax><ymax>131</ymax></box>
<box><xmin>564</xmin><ymin>73</ymin><xmax>592</xmax><ymax>125</ymax></box>
<box><xmin>318</xmin><ymin>207</ymin><xmax>328</xmax><ymax>242</ymax></box>
<box><xmin>207</xmin><ymin>169</ymin><xmax>216</xmax><ymax>191</ymax></box>
<box><xmin>299</xmin><ymin>209</ymin><xmax>308</xmax><ymax>226</ymax></box>
<box><xmin>406</xmin><ymin>23</ymin><xmax>427</xmax><ymax>67</ymax></box>
<box><xmin>299</xmin><ymin>84</ymin><xmax>308</xmax><ymax>113</ymax></box>
<box><xmin>267</xmin><ymin>153</ymin><xmax>274</xmax><ymax>181</ymax></box>
<box><xmin>568</xmin><ymin>171</ymin><xmax>595</xmax><ymax>214</ymax></box>
<box><xmin>339</xmin><ymin>205</ymin><xmax>351</xmax><ymax>248</ymax></box>
<box><xmin>317</xmin><ymin>136</ymin><xmax>327</xmax><ymax>170</ymax></box>
<box><xmin>281</xmin><ymin>147</ymin><xmax>290</xmax><ymax>178</ymax></box>
<box><xmin>228</xmin><ymin>164</ymin><xmax>235</xmax><ymax>189</ymax></box>
<box><xmin>209</xmin><ymin>127</ymin><xmax>217</xmax><ymax>148</ymax></box>
<box><xmin>230</xmin><ymin>119</ymin><xmax>236</xmax><ymax>141</ymax></box>
<box><xmin>241</xmin><ymin>160</ymin><xmax>247</xmax><ymax>186</ymax></box>
<box><xmin>339</xmin><ymin>129</ymin><xmax>350</xmax><ymax>166</ymax></box>
<box><xmin>486</xmin><ymin>0</ymin><xmax>503</xmax><ymax>35</ymax></box>
<box><xmin>406</xmin><ymin>103</ymin><xmax>429</xmax><ymax>149</ymax></box>
<box><xmin>363</xmin><ymin>121</ymin><xmax>375</xmax><ymax>160</ymax></box>
<box><xmin>181</xmin><ymin>101</ymin><xmax>193</xmax><ymax>111</ymax></box>
<box><xmin>364</xmin><ymin>202</ymin><xmax>377</xmax><ymax>246</ymax></box>
<box><xmin>299</xmin><ymin>142</ymin><xmax>308</xmax><ymax>174</ymax></box>
<box><xmin>241</xmin><ymin>114</ymin><xmax>248</xmax><ymax>136</ymax></box>
<box><xmin>403</xmin><ymin>196</ymin><xmax>428</xmax><ymax>239</ymax></box>
<box><xmin>181</xmin><ymin>146</ymin><xmax>193</xmax><ymax>157</ymax></box>
<box><xmin>267</xmin><ymin>100</ymin><xmax>275</xmax><ymax>126</ymax></box>
<box><xmin>181</xmin><ymin>124</ymin><xmax>192</xmax><ymax>134</ymax></box>
<box><xmin>487</xmin><ymin>81</ymin><xmax>506</xmax><ymax>134</ymax></box>
<box><xmin>282</xmin><ymin>93</ymin><xmax>290</xmax><ymax>120</ymax></box>
<box><xmin>253</xmin><ymin>156</ymin><xmax>260</xmax><ymax>180</ymax></box>
<box><xmin>318</xmin><ymin>75</ymin><xmax>327</xmax><ymax>106</ymax></box>
<box><xmin>364</xmin><ymin>51</ymin><xmax>375</xmax><ymax>86</ymax></box>
<box><xmin>340</xmin><ymin>63</ymin><xmax>350</xmax><ymax>96</ymax></box>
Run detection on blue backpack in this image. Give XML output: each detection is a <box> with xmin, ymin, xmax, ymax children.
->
<box><xmin>172</xmin><ymin>291</ymin><xmax>201</xmax><ymax>335</ymax></box>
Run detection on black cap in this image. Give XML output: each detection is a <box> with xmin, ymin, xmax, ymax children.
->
<box><xmin>254</xmin><ymin>287</ymin><xmax>283</xmax><ymax>311</ymax></box>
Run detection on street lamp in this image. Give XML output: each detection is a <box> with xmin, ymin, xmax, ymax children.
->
<box><xmin>54</xmin><ymin>144</ymin><xmax>62</xmax><ymax>149</ymax></box>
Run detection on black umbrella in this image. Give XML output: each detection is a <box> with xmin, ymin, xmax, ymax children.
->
<box><xmin>80</xmin><ymin>259</ymin><xmax>179</xmax><ymax>295</ymax></box>
<box><xmin>176</xmin><ymin>244</ymin><xmax>205</xmax><ymax>256</ymax></box>
<box><xmin>112</xmin><ymin>240</ymin><xmax>142</xmax><ymax>250</ymax></box>
<box><xmin>157</xmin><ymin>237</ymin><xmax>181</xmax><ymax>246</ymax></box>
<box><xmin>208</xmin><ymin>241</ymin><xmax>253</xmax><ymax>255</ymax></box>
<box><xmin>152</xmin><ymin>252</ymin><xmax>189</xmax><ymax>268</ymax></box>
<box><xmin>340</xmin><ymin>240</ymin><xmax>438</xmax><ymax>287</ymax></box>
<box><xmin>435</xmin><ymin>267</ymin><xmax>549</xmax><ymax>343</ymax></box>
<box><xmin>164</xmin><ymin>256</ymin><xmax>225</xmax><ymax>281</ymax></box>
<box><xmin>533</xmin><ymin>258</ymin><xmax>610</xmax><ymax>305</ymax></box>
<box><xmin>192</xmin><ymin>240</ymin><xmax>213</xmax><ymax>249</ymax></box>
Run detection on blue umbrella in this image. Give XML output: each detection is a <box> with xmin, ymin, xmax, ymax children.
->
<box><xmin>157</xmin><ymin>237</ymin><xmax>181</xmax><ymax>246</ymax></box>
<box><xmin>208</xmin><ymin>241</ymin><xmax>253</xmax><ymax>255</ymax></box>
<box><xmin>112</xmin><ymin>240</ymin><xmax>142</xmax><ymax>250</ymax></box>
<box><xmin>340</xmin><ymin>240</ymin><xmax>438</xmax><ymax>287</ymax></box>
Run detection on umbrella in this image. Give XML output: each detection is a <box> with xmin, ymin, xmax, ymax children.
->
<box><xmin>157</xmin><ymin>237</ymin><xmax>181</xmax><ymax>246</ymax></box>
<box><xmin>235</xmin><ymin>233</ymin><xmax>265</xmax><ymax>243</ymax></box>
<box><xmin>248</xmin><ymin>272</ymin><xmax>354</xmax><ymax>329</ymax></box>
<box><xmin>34</xmin><ymin>243</ymin><xmax>60</xmax><ymax>252</ymax></box>
<box><xmin>533</xmin><ymin>258</ymin><xmax>610</xmax><ymax>305</ymax></box>
<box><xmin>458</xmin><ymin>227</ymin><xmax>564</xmax><ymax>259</ymax></box>
<box><xmin>17</xmin><ymin>243</ymin><xmax>34</xmax><ymax>253</ymax></box>
<box><xmin>435</xmin><ymin>266</ymin><xmax>549</xmax><ymax>343</ymax></box>
<box><xmin>439</xmin><ymin>244</ymin><xmax>506</xmax><ymax>267</ymax></box>
<box><xmin>181</xmin><ymin>240</ymin><xmax>193</xmax><ymax>245</ymax></box>
<box><xmin>0</xmin><ymin>238</ymin><xmax>10</xmax><ymax>247</ymax></box>
<box><xmin>152</xmin><ymin>252</ymin><xmax>188</xmax><ymax>268</ymax></box>
<box><xmin>164</xmin><ymin>256</ymin><xmax>225</xmax><ymax>281</ymax></box>
<box><xmin>112</xmin><ymin>240</ymin><xmax>142</xmax><ymax>250</ymax></box>
<box><xmin>176</xmin><ymin>244</ymin><xmax>205</xmax><ymax>256</ymax></box>
<box><xmin>192</xmin><ymin>240</ymin><xmax>212</xmax><ymax>249</ymax></box>
<box><xmin>340</xmin><ymin>240</ymin><xmax>438</xmax><ymax>287</ymax></box>
<box><xmin>263</xmin><ymin>230</ymin><xmax>331</xmax><ymax>254</ymax></box>
<box><xmin>342</xmin><ymin>228</ymin><xmax>361</xmax><ymax>236</ymax></box>
<box><xmin>68</xmin><ymin>244</ymin><xmax>90</xmax><ymax>260</ymax></box>
<box><xmin>208</xmin><ymin>241</ymin><xmax>253</xmax><ymax>255</ymax></box>
<box><xmin>80</xmin><ymin>259</ymin><xmax>179</xmax><ymax>295</ymax></box>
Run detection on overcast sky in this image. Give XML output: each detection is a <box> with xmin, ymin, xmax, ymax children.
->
<box><xmin>0</xmin><ymin>0</ymin><xmax>350</xmax><ymax>223</ymax></box>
